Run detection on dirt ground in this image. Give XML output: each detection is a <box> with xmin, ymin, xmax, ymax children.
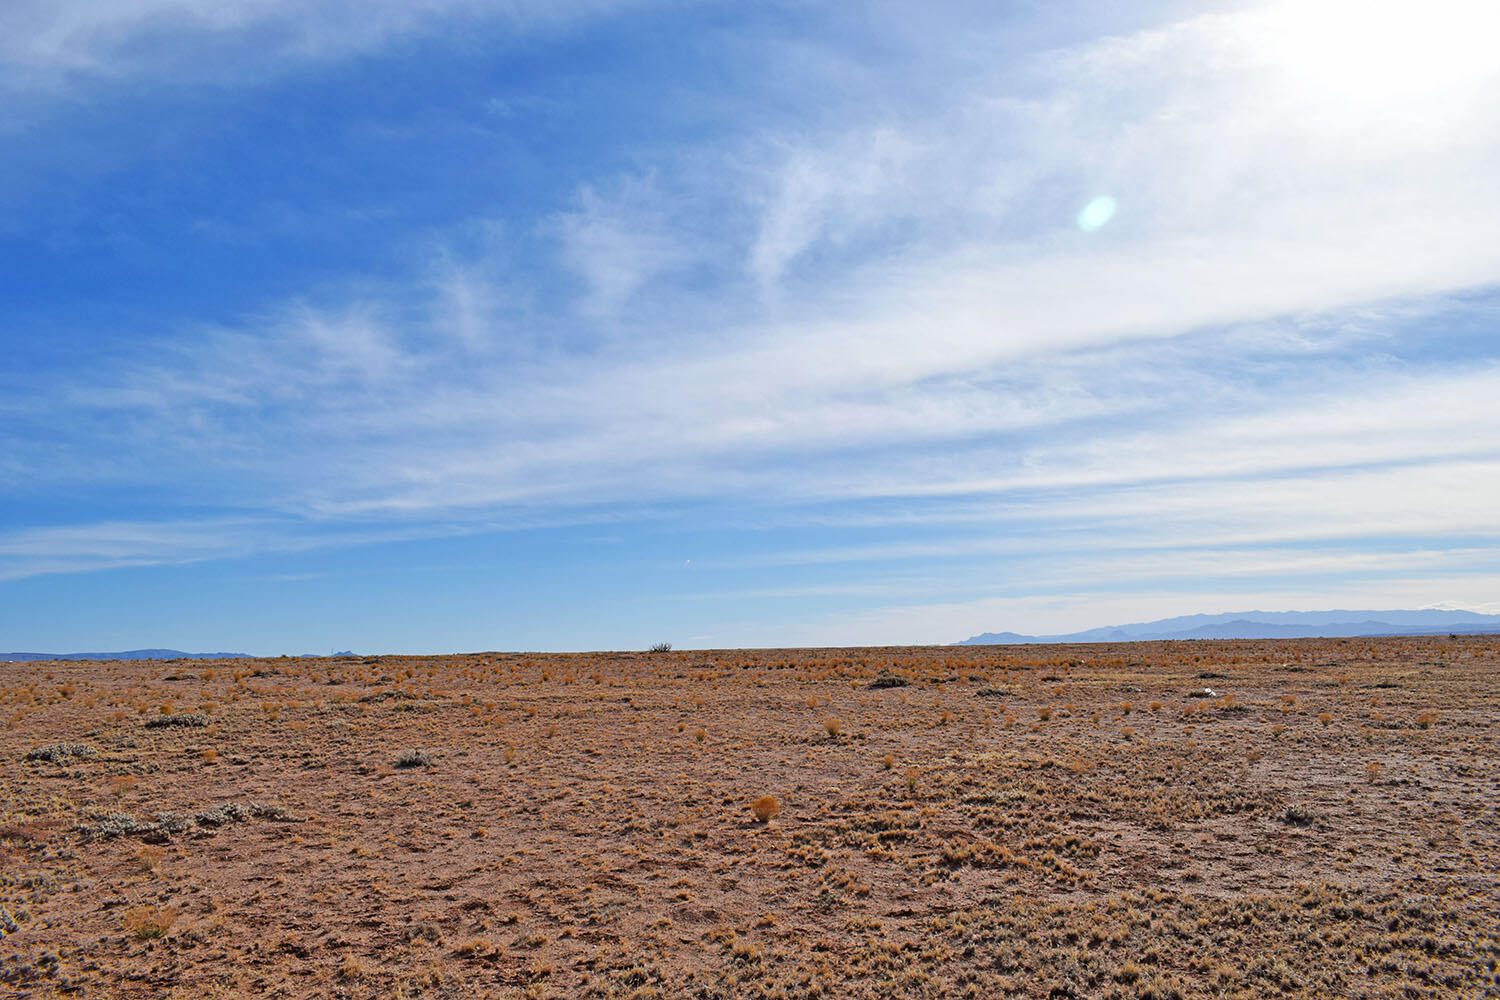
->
<box><xmin>2</xmin><ymin>636</ymin><xmax>1497</xmax><ymax>998</ymax></box>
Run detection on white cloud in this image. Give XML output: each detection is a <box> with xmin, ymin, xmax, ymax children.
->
<box><xmin>0</xmin><ymin>518</ymin><xmax>269</xmax><ymax>580</ymax></box>
<box><xmin>549</xmin><ymin>175</ymin><xmax>696</xmax><ymax>318</ymax></box>
<box><xmin>6</xmin><ymin>0</ymin><xmax>1500</xmax><ymax>626</ymax></box>
<box><xmin>0</xmin><ymin>0</ymin><xmax>651</xmax><ymax>98</ymax></box>
<box><xmin>749</xmin><ymin>127</ymin><xmax>925</xmax><ymax>291</ymax></box>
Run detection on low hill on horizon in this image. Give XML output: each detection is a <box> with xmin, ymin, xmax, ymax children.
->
<box><xmin>957</xmin><ymin>608</ymin><xmax>1500</xmax><ymax>645</ymax></box>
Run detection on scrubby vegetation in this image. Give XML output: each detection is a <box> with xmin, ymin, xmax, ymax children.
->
<box><xmin>1</xmin><ymin>637</ymin><xmax>1497</xmax><ymax>998</ymax></box>
<box><xmin>22</xmin><ymin>742</ymin><xmax>96</xmax><ymax>763</ymax></box>
<box><xmin>394</xmin><ymin>748</ymin><xmax>434</xmax><ymax>769</ymax></box>
<box><xmin>144</xmin><ymin>712</ymin><xmax>209</xmax><ymax>729</ymax></box>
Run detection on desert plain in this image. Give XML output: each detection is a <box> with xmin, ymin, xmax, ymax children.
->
<box><xmin>2</xmin><ymin>636</ymin><xmax>1497</xmax><ymax>999</ymax></box>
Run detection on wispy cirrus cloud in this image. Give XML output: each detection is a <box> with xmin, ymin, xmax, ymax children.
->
<box><xmin>0</xmin><ymin>0</ymin><xmax>651</xmax><ymax>97</ymax></box>
<box><xmin>3</xmin><ymin>0</ymin><xmax>1499</xmax><ymax>646</ymax></box>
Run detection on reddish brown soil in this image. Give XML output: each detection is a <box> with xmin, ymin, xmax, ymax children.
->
<box><xmin>3</xmin><ymin>637</ymin><xmax>1498</xmax><ymax>998</ymax></box>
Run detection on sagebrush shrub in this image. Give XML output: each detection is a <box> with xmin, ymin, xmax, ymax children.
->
<box><xmin>23</xmin><ymin>743</ymin><xmax>96</xmax><ymax>762</ymax></box>
<box><xmin>395</xmin><ymin>749</ymin><xmax>433</xmax><ymax>769</ymax></box>
<box><xmin>145</xmin><ymin>713</ymin><xmax>208</xmax><ymax>729</ymax></box>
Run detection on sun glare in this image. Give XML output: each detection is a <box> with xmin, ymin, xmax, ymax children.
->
<box><xmin>1261</xmin><ymin>0</ymin><xmax>1500</xmax><ymax>107</ymax></box>
<box><xmin>1077</xmin><ymin>195</ymin><xmax>1116</xmax><ymax>232</ymax></box>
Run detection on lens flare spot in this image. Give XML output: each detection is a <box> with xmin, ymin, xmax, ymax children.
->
<box><xmin>1077</xmin><ymin>195</ymin><xmax>1116</xmax><ymax>232</ymax></box>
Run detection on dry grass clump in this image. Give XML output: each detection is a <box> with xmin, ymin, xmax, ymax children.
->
<box><xmin>122</xmin><ymin>905</ymin><xmax>178</xmax><ymax>940</ymax></box>
<box><xmin>822</xmin><ymin>716</ymin><xmax>842</xmax><ymax>738</ymax></box>
<box><xmin>337</xmin><ymin>953</ymin><xmax>375</xmax><ymax>980</ymax></box>
<box><xmin>452</xmin><ymin>936</ymin><xmax>503</xmax><ymax>959</ymax></box>
<box><xmin>750</xmin><ymin>796</ymin><xmax>780</xmax><ymax>823</ymax></box>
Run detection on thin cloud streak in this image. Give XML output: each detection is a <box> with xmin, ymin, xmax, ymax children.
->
<box><xmin>3</xmin><ymin>1</ymin><xmax>1499</xmax><ymax>644</ymax></box>
<box><xmin>1</xmin><ymin>0</ymin><xmax>652</xmax><ymax>100</ymax></box>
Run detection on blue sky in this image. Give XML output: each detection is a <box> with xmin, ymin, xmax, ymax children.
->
<box><xmin>3</xmin><ymin>0</ymin><xmax>1499</xmax><ymax>653</ymax></box>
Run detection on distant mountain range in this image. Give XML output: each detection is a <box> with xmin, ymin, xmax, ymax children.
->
<box><xmin>956</xmin><ymin>609</ymin><xmax>1500</xmax><ymax>645</ymax></box>
<box><xmin>0</xmin><ymin>649</ymin><xmax>250</xmax><ymax>663</ymax></box>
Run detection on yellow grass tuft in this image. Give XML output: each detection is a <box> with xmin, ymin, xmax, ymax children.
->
<box><xmin>123</xmin><ymin>905</ymin><xmax>178</xmax><ymax>940</ymax></box>
<box><xmin>751</xmin><ymin>796</ymin><xmax>780</xmax><ymax>823</ymax></box>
